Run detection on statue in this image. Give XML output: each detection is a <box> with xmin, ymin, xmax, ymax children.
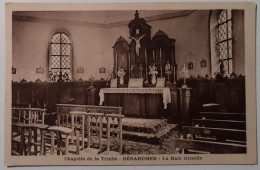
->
<box><xmin>165</xmin><ymin>60</ymin><xmax>171</xmax><ymax>72</ymax></box>
<box><xmin>130</xmin><ymin>34</ymin><xmax>145</xmax><ymax>56</ymax></box>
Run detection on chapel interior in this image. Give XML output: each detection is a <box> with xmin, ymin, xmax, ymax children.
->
<box><xmin>11</xmin><ymin>10</ymin><xmax>246</xmax><ymax>155</ymax></box>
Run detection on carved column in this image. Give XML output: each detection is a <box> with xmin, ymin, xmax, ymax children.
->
<box><xmin>179</xmin><ymin>87</ymin><xmax>192</xmax><ymax>126</ymax></box>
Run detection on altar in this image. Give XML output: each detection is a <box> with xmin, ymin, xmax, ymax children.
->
<box><xmin>99</xmin><ymin>87</ymin><xmax>171</xmax><ymax>118</ymax></box>
<box><xmin>99</xmin><ymin>11</ymin><xmax>176</xmax><ymax>118</ymax></box>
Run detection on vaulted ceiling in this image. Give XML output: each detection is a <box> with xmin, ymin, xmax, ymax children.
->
<box><xmin>13</xmin><ymin>10</ymin><xmax>195</xmax><ymax>28</ymax></box>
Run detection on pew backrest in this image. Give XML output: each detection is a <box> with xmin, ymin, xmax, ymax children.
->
<box><xmin>199</xmin><ymin>112</ymin><xmax>246</xmax><ymax>121</ymax></box>
<box><xmin>173</xmin><ymin>138</ymin><xmax>247</xmax><ymax>154</ymax></box>
<box><xmin>182</xmin><ymin>126</ymin><xmax>247</xmax><ymax>143</ymax></box>
<box><xmin>192</xmin><ymin>119</ymin><xmax>246</xmax><ymax>130</ymax></box>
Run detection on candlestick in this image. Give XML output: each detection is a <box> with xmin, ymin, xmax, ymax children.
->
<box><xmin>128</xmin><ymin>52</ymin><xmax>131</xmax><ymax>78</ymax></box>
<box><xmin>160</xmin><ymin>48</ymin><xmax>162</xmax><ymax>77</ymax></box>
<box><xmin>153</xmin><ymin>50</ymin><xmax>155</xmax><ymax>63</ymax></box>
<box><xmin>145</xmin><ymin>50</ymin><xmax>148</xmax><ymax>84</ymax></box>
<box><xmin>115</xmin><ymin>52</ymin><xmax>118</xmax><ymax>72</ymax></box>
<box><xmin>140</xmin><ymin>64</ymin><xmax>143</xmax><ymax>78</ymax></box>
<box><xmin>160</xmin><ymin>65</ymin><xmax>163</xmax><ymax>78</ymax></box>
<box><xmin>160</xmin><ymin>48</ymin><xmax>162</xmax><ymax>64</ymax></box>
<box><xmin>145</xmin><ymin>50</ymin><xmax>147</xmax><ymax>65</ymax></box>
<box><xmin>173</xmin><ymin>65</ymin><xmax>176</xmax><ymax>84</ymax></box>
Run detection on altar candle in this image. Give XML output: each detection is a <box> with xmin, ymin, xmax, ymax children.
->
<box><xmin>145</xmin><ymin>50</ymin><xmax>147</xmax><ymax>66</ymax></box>
<box><xmin>129</xmin><ymin>52</ymin><xmax>131</xmax><ymax>77</ymax></box>
<box><xmin>173</xmin><ymin>65</ymin><xmax>175</xmax><ymax>78</ymax></box>
<box><xmin>128</xmin><ymin>52</ymin><xmax>131</xmax><ymax>68</ymax></box>
<box><xmin>160</xmin><ymin>48</ymin><xmax>162</xmax><ymax>64</ymax></box>
<box><xmin>153</xmin><ymin>50</ymin><xmax>155</xmax><ymax>63</ymax></box>
<box><xmin>115</xmin><ymin>52</ymin><xmax>118</xmax><ymax>71</ymax></box>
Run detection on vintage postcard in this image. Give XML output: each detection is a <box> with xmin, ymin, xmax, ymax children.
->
<box><xmin>4</xmin><ymin>2</ymin><xmax>257</xmax><ymax>166</ymax></box>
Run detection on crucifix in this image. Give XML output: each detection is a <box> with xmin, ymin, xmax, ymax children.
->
<box><xmin>130</xmin><ymin>34</ymin><xmax>145</xmax><ymax>56</ymax></box>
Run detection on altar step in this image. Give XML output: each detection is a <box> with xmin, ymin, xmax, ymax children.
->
<box><xmin>120</xmin><ymin>117</ymin><xmax>177</xmax><ymax>144</ymax></box>
<box><xmin>122</xmin><ymin>118</ymin><xmax>167</xmax><ymax>134</ymax></box>
<box><xmin>123</xmin><ymin>124</ymin><xmax>177</xmax><ymax>144</ymax></box>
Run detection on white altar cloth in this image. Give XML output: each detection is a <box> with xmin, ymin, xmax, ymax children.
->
<box><xmin>99</xmin><ymin>87</ymin><xmax>171</xmax><ymax>109</ymax></box>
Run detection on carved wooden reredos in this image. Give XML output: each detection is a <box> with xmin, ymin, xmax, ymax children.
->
<box><xmin>113</xmin><ymin>10</ymin><xmax>176</xmax><ymax>80</ymax></box>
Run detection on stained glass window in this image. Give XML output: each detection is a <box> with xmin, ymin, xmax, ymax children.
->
<box><xmin>217</xmin><ymin>10</ymin><xmax>233</xmax><ymax>75</ymax></box>
<box><xmin>49</xmin><ymin>32</ymin><xmax>72</xmax><ymax>82</ymax></box>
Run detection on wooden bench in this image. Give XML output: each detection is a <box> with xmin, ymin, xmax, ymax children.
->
<box><xmin>173</xmin><ymin>138</ymin><xmax>246</xmax><ymax>154</ymax></box>
<box><xmin>192</xmin><ymin>119</ymin><xmax>246</xmax><ymax>130</ymax></box>
<box><xmin>199</xmin><ymin>112</ymin><xmax>246</xmax><ymax>121</ymax></box>
<box><xmin>183</xmin><ymin>126</ymin><xmax>246</xmax><ymax>143</ymax></box>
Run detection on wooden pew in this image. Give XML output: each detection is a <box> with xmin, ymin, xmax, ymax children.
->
<box><xmin>199</xmin><ymin>112</ymin><xmax>246</xmax><ymax>121</ymax></box>
<box><xmin>192</xmin><ymin>119</ymin><xmax>246</xmax><ymax>130</ymax></box>
<box><xmin>173</xmin><ymin>138</ymin><xmax>247</xmax><ymax>154</ymax></box>
<box><xmin>183</xmin><ymin>126</ymin><xmax>246</xmax><ymax>143</ymax></box>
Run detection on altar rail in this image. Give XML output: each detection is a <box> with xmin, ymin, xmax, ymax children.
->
<box><xmin>56</xmin><ymin>104</ymin><xmax>123</xmax><ymax>127</ymax></box>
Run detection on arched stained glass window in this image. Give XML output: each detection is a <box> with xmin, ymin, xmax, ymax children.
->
<box><xmin>49</xmin><ymin>32</ymin><xmax>72</xmax><ymax>82</ymax></box>
<box><xmin>217</xmin><ymin>10</ymin><xmax>233</xmax><ymax>75</ymax></box>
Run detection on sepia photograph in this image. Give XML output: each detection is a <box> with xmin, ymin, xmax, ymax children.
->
<box><xmin>4</xmin><ymin>2</ymin><xmax>257</xmax><ymax>166</ymax></box>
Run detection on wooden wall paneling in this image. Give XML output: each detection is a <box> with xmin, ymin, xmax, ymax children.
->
<box><xmin>48</xmin><ymin>83</ymin><xmax>59</xmax><ymax>107</ymax></box>
<box><xmin>215</xmin><ymin>82</ymin><xmax>229</xmax><ymax>112</ymax></box>
<box><xmin>187</xmin><ymin>80</ymin><xmax>204</xmax><ymax>117</ymax></box>
<box><xmin>228</xmin><ymin>80</ymin><xmax>245</xmax><ymax>113</ymax></box>
<box><xmin>204</xmin><ymin>79</ymin><xmax>215</xmax><ymax>107</ymax></box>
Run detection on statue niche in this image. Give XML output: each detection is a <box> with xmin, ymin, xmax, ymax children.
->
<box><xmin>113</xmin><ymin>36</ymin><xmax>130</xmax><ymax>72</ymax></box>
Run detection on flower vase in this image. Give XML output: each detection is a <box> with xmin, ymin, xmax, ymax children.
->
<box><xmin>119</xmin><ymin>76</ymin><xmax>124</xmax><ymax>85</ymax></box>
<box><xmin>151</xmin><ymin>75</ymin><xmax>157</xmax><ymax>85</ymax></box>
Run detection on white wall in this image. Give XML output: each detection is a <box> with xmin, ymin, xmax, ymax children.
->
<box><xmin>12</xmin><ymin>10</ymin><xmax>244</xmax><ymax>82</ymax></box>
